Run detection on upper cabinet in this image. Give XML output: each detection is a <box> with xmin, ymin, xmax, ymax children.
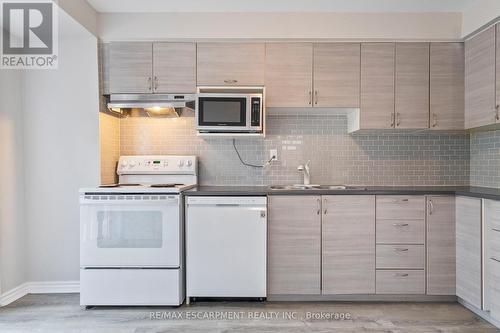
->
<box><xmin>497</xmin><ymin>24</ymin><xmax>500</xmax><ymax>118</ymax></box>
<box><xmin>465</xmin><ymin>26</ymin><xmax>497</xmax><ymax>129</ymax></box>
<box><xmin>313</xmin><ymin>43</ymin><xmax>361</xmax><ymax>108</ymax></box>
<box><xmin>430</xmin><ymin>43</ymin><xmax>465</xmax><ymax>130</ymax></box>
<box><xmin>360</xmin><ymin>43</ymin><xmax>395</xmax><ymax>129</ymax></box>
<box><xmin>265</xmin><ymin>43</ymin><xmax>361</xmax><ymax>108</ymax></box>
<box><xmin>109</xmin><ymin>42</ymin><xmax>153</xmax><ymax>94</ymax></box>
<box><xmin>265</xmin><ymin>43</ymin><xmax>314</xmax><ymax>107</ymax></box>
<box><xmin>153</xmin><ymin>43</ymin><xmax>196</xmax><ymax>94</ymax></box>
<box><xmin>395</xmin><ymin>43</ymin><xmax>429</xmax><ymax>129</ymax></box>
<box><xmin>109</xmin><ymin>42</ymin><xmax>196</xmax><ymax>94</ymax></box>
<box><xmin>197</xmin><ymin>43</ymin><xmax>265</xmax><ymax>86</ymax></box>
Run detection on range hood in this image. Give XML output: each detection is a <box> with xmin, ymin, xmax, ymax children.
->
<box><xmin>107</xmin><ymin>94</ymin><xmax>196</xmax><ymax>118</ymax></box>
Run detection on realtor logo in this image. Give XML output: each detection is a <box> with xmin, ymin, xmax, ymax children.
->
<box><xmin>1</xmin><ymin>0</ymin><xmax>58</xmax><ymax>69</ymax></box>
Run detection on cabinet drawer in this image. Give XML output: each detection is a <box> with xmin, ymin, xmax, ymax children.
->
<box><xmin>376</xmin><ymin>196</ymin><xmax>425</xmax><ymax>220</ymax></box>
<box><xmin>376</xmin><ymin>219</ymin><xmax>425</xmax><ymax>244</ymax></box>
<box><xmin>376</xmin><ymin>244</ymin><xmax>425</xmax><ymax>269</ymax></box>
<box><xmin>376</xmin><ymin>270</ymin><xmax>425</xmax><ymax>294</ymax></box>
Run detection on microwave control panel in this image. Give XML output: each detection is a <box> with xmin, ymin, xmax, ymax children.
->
<box><xmin>251</xmin><ymin>97</ymin><xmax>261</xmax><ymax>127</ymax></box>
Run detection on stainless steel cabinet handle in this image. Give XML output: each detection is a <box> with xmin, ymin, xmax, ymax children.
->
<box><xmin>395</xmin><ymin>273</ymin><xmax>409</xmax><ymax>277</ymax></box>
<box><xmin>148</xmin><ymin>77</ymin><xmax>152</xmax><ymax>91</ymax></box>
<box><xmin>390</xmin><ymin>113</ymin><xmax>395</xmax><ymax>127</ymax></box>
<box><xmin>432</xmin><ymin>113</ymin><xmax>438</xmax><ymax>128</ymax></box>
<box><xmin>317</xmin><ymin>198</ymin><xmax>321</xmax><ymax>215</ymax></box>
<box><xmin>154</xmin><ymin>76</ymin><xmax>158</xmax><ymax>91</ymax></box>
<box><xmin>224</xmin><ymin>79</ymin><xmax>238</xmax><ymax>84</ymax></box>
<box><xmin>492</xmin><ymin>228</ymin><xmax>500</xmax><ymax>232</ymax></box>
<box><xmin>491</xmin><ymin>257</ymin><xmax>500</xmax><ymax>263</ymax></box>
<box><xmin>394</xmin><ymin>248</ymin><xmax>409</xmax><ymax>252</ymax></box>
<box><xmin>393</xmin><ymin>223</ymin><xmax>409</xmax><ymax>227</ymax></box>
<box><xmin>496</xmin><ymin>105</ymin><xmax>500</xmax><ymax>121</ymax></box>
<box><xmin>314</xmin><ymin>91</ymin><xmax>318</xmax><ymax>105</ymax></box>
<box><xmin>323</xmin><ymin>198</ymin><xmax>327</xmax><ymax>215</ymax></box>
<box><xmin>309</xmin><ymin>91</ymin><xmax>312</xmax><ymax>105</ymax></box>
<box><xmin>429</xmin><ymin>199</ymin><xmax>434</xmax><ymax>215</ymax></box>
<box><xmin>396</xmin><ymin>112</ymin><xmax>401</xmax><ymax>127</ymax></box>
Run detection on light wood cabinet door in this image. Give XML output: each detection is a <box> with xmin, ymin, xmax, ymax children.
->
<box><xmin>360</xmin><ymin>43</ymin><xmax>395</xmax><ymax>129</ymax></box>
<box><xmin>497</xmin><ymin>24</ymin><xmax>500</xmax><ymax>123</ymax></box>
<box><xmin>456</xmin><ymin>196</ymin><xmax>482</xmax><ymax>308</ymax></box>
<box><xmin>313</xmin><ymin>43</ymin><xmax>360</xmax><ymax>108</ymax></box>
<box><xmin>322</xmin><ymin>196</ymin><xmax>375</xmax><ymax>294</ymax></box>
<box><xmin>484</xmin><ymin>199</ymin><xmax>500</xmax><ymax>312</ymax></box>
<box><xmin>427</xmin><ymin>196</ymin><xmax>456</xmax><ymax>295</ymax></box>
<box><xmin>465</xmin><ymin>26</ymin><xmax>496</xmax><ymax>129</ymax></box>
<box><xmin>430</xmin><ymin>43</ymin><xmax>465</xmax><ymax>130</ymax></box>
<box><xmin>268</xmin><ymin>195</ymin><xmax>321</xmax><ymax>295</ymax></box>
<box><xmin>109</xmin><ymin>42</ymin><xmax>153</xmax><ymax>94</ymax></box>
<box><xmin>395</xmin><ymin>43</ymin><xmax>430</xmax><ymax>129</ymax></box>
<box><xmin>153</xmin><ymin>43</ymin><xmax>196</xmax><ymax>94</ymax></box>
<box><xmin>197</xmin><ymin>43</ymin><xmax>265</xmax><ymax>86</ymax></box>
<box><xmin>265</xmin><ymin>43</ymin><xmax>314</xmax><ymax>107</ymax></box>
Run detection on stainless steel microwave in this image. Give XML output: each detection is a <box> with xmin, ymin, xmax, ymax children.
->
<box><xmin>195</xmin><ymin>93</ymin><xmax>263</xmax><ymax>133</ymax></box>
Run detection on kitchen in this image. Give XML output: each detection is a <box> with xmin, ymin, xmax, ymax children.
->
<box><xmin>1</xmin><ymin>0</ymin><xmax>500</xmax><ymax>332</ymax></box>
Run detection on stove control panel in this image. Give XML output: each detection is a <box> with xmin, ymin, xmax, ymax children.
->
<box><xmin>117</xmin><ymin>155</ymin><xmax>197</xmax><ymax>175</ymax></box>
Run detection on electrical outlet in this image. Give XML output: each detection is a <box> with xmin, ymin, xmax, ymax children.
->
<box><xmin>270</xmin><ymin>149</ymin><xmax>278</xmax><ymax>161</ymax></box>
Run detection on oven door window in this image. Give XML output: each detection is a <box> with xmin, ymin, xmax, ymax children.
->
<box><xmin>198</xmin><ymin>97</ymin><xmax>246</xmax><ymax>126</ymax></box>
<box><xmin>96</xmin><ymin>211</ymin><xmax>163</xmax><ymax>248</ymax></box>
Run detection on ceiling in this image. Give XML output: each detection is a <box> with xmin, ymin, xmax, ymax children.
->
<box><xmin>86</xmin><ymin>0</ymin><xmax>477</xmax><ymax>13</ymax></box>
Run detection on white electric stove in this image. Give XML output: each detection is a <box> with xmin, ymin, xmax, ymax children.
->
<box><xmin>79</xmin><ymin>155</ymin><xmax>197</xmax><ymax>307</ymax></box>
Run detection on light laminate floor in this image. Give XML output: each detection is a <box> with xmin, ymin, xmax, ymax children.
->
<box><xmin>0</xmin><ymin>294</ymin><xmax>499</xmax><ymax>333</ymax></box>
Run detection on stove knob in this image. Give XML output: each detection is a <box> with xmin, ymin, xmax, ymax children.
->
<box><xmin>121</xmin><ymin>160</ymin><xmax>128</xmax><ymax>168</ymax></box>
<box><xmin>187</xmin><ymin>160</ymin><xmax>193</xmax><ymax>167</ymax></box>
<box><xmin>129</xmin><ymin>160</ymin><xmax>136</xmax><ymax>168</ymax></box>
<box><xmin>178</xmin><ymin>160</ymin><xmax>184</xmax><ymax>167</ymax></box>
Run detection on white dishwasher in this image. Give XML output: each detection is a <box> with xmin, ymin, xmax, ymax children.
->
<box><xmin>185</xmin><ymin>196</ymin><xmax>267</xmax><ymax>302</ymax></box>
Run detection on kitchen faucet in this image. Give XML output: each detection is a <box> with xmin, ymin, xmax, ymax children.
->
<box><xmin>297</xmin><ymin>160</ymin><xmax>311</xmax><ymax>185</ymax></box>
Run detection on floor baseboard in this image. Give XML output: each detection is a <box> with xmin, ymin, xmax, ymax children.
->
<box><xmin>0</xmin><ymin>281</ymin><xmax>80</xmax><ymax>306</ymax></box>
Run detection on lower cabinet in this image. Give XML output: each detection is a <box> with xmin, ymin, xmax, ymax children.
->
<box><xmin>456</xmin><ymin>196</ymin><xmax>482</xmax><ymax>309</ymax></box>
<box><xmin>375</xmin><ymin>195</ymin><xmax>426</xmax><ymax>294</ymax></box>
<box><xmin>485</xmin><ymin>199</ymin><xmax>500</xmax><ymax>321</ymax></box>
<box><xmin>322</xmin><ymin>195</ymin><xmax>375</xmax><ymax>294</ymax></box>
<box><xmin>267</xmin><ymin>196</ymin><xmax>321</xmax><ymax>295</ymax></box>
<box><xmin>427</xmin><ymin>196</ymin><xmax>456</xmax><ymax>295</ymax></box>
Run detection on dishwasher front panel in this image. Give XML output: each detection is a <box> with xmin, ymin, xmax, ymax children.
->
<box><xmin>186</xmin><ymin>196</ymin><xmax>267</xmax><ymax>297</ymax></box>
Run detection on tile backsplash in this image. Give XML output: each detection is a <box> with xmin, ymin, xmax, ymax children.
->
<box><xmin>99</xmin><ymin>112</ymin><xmax>120</xmax><ymax>184</ymax></box>
<box><xmin>119</xmin><ymin>114</ymin><xmax>470</xmax><ymax>186</ymax></box>
<box><xmin>470</xmin><ymin>129</ymin><xmax>500</xmax><ymax>189</ymax></box>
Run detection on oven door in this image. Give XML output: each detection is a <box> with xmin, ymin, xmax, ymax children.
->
<box><xmin>80</xmin><ymin>194</ymin><xmax>180</xmax><ymax>268</ymax></box>
<box><xmin>196</xmin><ymin>94</ymin><xmax>251</xmax><ymax>132</ymax></box>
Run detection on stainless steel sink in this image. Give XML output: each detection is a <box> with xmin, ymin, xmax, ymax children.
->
<box><xmin>268</xmin><ymin>184</ymin><xmax>367</xmax><ymax>191</ymax></box>
<box><xmin>268</xmin><ymin>184</ymin><xmax>318</xmax><ymax>190</ymax></box>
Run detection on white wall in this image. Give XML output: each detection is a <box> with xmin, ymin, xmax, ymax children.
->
<box><xmin>0</xmin><ymin>70</ymin><xmax>26</xmax><ymax>296</ymax></box>
<box><xmin>55</xmin><ymin>0</ymin><xmax>99</xmax><ymax>36</ymax></box>
<box><xmin>22</xmin><ymin>10</ymin><xmax>100</xmax><ymax>284</ymax></box>
<box><xmin>462</xmin><ymin>0</ymin><xmax>500</xmax><ymax>37</ymax></box>
<box><xmin>98</xmin><ymin>12</ymin><xmax>463</xmax><ymax>41</ymax></box>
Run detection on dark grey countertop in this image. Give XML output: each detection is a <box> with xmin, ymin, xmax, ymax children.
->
<box><xmin>183</xmin><ymin>185</ymin><xmax>500</xmax><ymax>200</ymax></box>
